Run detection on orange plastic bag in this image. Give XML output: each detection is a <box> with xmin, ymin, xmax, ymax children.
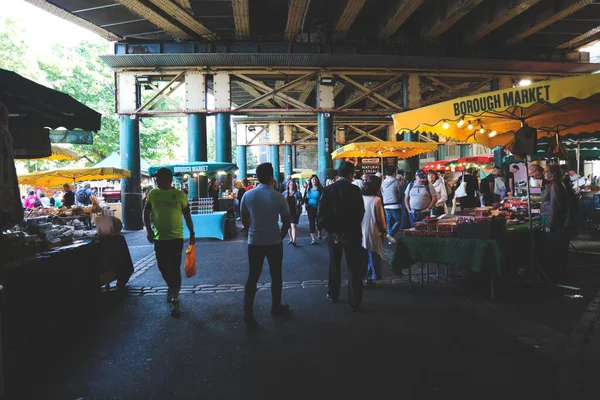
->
<box><xmin>184</xmin><ymin>244</ymin><xmax>196</xmax><ymax>278</ymax></box>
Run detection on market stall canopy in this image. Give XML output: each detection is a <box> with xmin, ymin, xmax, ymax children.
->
<box><xmin>148</xmin><ymin>162</ymin><xmax>237</xmax><ymax>177</ymax></box>
<box><xmin>14</xmin><ymin>145</ymin><xmax>80</xmax><ymax>162</ymax></box>
<box><xmin>331</xmin><ymin>141</ymin><xmax>438</xmax><ymax>160</ymax></box>
<box><xmin>424</xmin><ymin>159</ymin><xmax>457</xmax><ymax>171</ymax></box>
<box><xmin>93</xmin><ymin>152</ymin><xmax>151</xmax><ymax>172</ymax></box>
<box><xmin>1</xmin><ymin>68</ymin><xmax>101</xmax><ymax>132</ymax></box>
<box><xmin>393</xmin><ymin>74</ymin><xmax>600</xmax><ymax>149</ymax></box>
<box><xmin>291</xmin><ymin>170</ymin><xmax>316</xmax><ymax>179</ymax></box>
<box><xmin>18</xmin><ymin>167</ymin><xmax>131</xmax><ymax>187</ymax></box>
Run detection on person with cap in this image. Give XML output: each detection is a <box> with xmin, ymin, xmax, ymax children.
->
<box><xmin>404</xmin><ymin>169</ymin><xmax>437</xmax><ymax>227</ymax></box>
<box><xmin>144</xmin><ymin>167</ymin><xmax>195</xmax><ymax>318</ymax></box>
<box><xmin>241</xmin><ymin>162</ymin><xmax>291</xmax><ymax>326</ymax></box>
<box><xmin>318</xmin><ymin>161</ymin><xmax>365</xmax><ymax>312</ymax></box>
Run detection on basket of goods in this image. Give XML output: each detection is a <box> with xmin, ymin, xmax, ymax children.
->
<box><xmin>414</xmin><ymin>221</ymin><xmax>428</xmax><ymax>231</ymax></box>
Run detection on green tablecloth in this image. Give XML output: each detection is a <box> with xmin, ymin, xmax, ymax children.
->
<box><xmin>392</xmin><ymin>237</ymin><xmax>504</xmax><ymax>276</ymax></box>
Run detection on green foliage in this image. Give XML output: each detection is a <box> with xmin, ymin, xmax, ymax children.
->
<box><xmin>1</xmin><ymin>17</ymin><xmax>182</xmax><ymax>166</ymax></box>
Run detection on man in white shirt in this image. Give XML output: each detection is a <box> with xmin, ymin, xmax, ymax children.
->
<box><xmin>241</xmin><ymin>162</ymin><xmax>291</xmax><ymax>325</ymax></box>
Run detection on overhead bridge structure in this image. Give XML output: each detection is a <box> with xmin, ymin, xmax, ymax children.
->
<box><xmin>27</xmin><ymin>0</ymin><xmax>600</xmax><ymax>229</ymax></box>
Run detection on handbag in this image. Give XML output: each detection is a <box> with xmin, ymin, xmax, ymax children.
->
<box><xmin>184</xmin><ymin>245</ymin><xmax>196</xmax><ymax>278</ymax></box>
<box><xmin>454</xmin><ymin>181</ymin><xmax>468</xmax><ymax>198</ymax></box>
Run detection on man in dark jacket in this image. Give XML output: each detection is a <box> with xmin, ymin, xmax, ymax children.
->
<box><xmin>318</xmin><ymin>161</ymin><xmax>365</xmax><ymax>312</ymax></box>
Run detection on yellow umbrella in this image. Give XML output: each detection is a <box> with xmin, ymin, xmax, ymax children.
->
<box><xmin>331</xmin><ymin>141</ymin><xmax>438</xmax><ymax>160</ymax></box>
<box><xmin>392</xmin><ymin>74</ymin><xmax>600</xmax><ymax>148</ymax></box>
<box><xmin>18</xmin><ymin>167</ymin><xmax>131</xmax><ymax>187</ymax></box>
<box><xmin>291</xmin><ymin>170</ymin><xmax>316</xmax><ymax>179</ymax></box>
<box><xmin>45</xmin><ymin>145</ymin><xmax>80</xmax><ymax>161</ymax></box>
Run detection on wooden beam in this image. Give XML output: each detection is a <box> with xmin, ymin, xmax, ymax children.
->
<box><xmin>117</xmin><ymin>0</ymin><xmax>191</xmax><ymax>40</ymax></box>
<box><xmin>285</xmin><ymin>0</ymin><xmax>311</xmax><ymax>41</ymax></box>
<box><xmin>464</xmin><ymin>0</ymin><xmax>541</xmax><ymax>45</ymax></box>
<box><xmin>505</xmin><ymin>0</ymin><xmax>593</xmax><ymax>46</ymax></box>
<box><xmin>24</xmin><ymin>0</ymin><xmax>122</xmax><ymax>41</ymax></box>
<box><xmin>423</xmin><ymin>0</ymin><xmax>484</xmax><ymax>41</ymax></box>
<box><xmin>558</xmin><ymin>24</ymin><xmax>600</xmax><ymax>49</ymax></box>
<box><xmin>232</xmin><ymin>0</ymin><xmax>250</xmax><ymax>40</ymax></box>
<box><xmin>148</xmin><ymin>0</ymin><xmax>217</xmax><ymax>40</ymax></box>
<box><xmin>334</xmin><ymin>0</ymin><xmax>367</xmax><ymax>39</ymax></box>
<box><xmin>379</xmin><ymin>0</ymin><xmax>426</xmax><ymax>40</ymax></box>
<box><xmin>235</xmin><ymin>81</ymin><xmax>274</xmax><ymax>107</ymax></box>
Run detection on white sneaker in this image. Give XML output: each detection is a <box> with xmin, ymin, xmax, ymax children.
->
<box><xmin>386</xmin><ymin>235</ymin><xmax>397</xmax><ymax>244</ymax></box>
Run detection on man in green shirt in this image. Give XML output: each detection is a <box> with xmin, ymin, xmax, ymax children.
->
<box><xmin>144</xmin><ymin>168</ymin><xmax>195</xmax><ymax>318</ymax></box>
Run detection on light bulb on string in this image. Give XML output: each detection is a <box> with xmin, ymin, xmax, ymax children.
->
<box><xmin>488</xmin><ymin>130</ymin><xmax>497</xmax><ymax>138</ymax></box>
<box><xmin>479</xmin><ymin>127</ymin><xmax>485</xmax><ymax>134</ymax></box>
<box><xmin>442</xmin><ymin>122</ymin><xmax>450</xmax><ymax>129</ymax></box>
<box><xmin>467</xmin><ymin>121</ymin><xmax>473</xmax><ymax>130</ymax></box>
<box><xmin>457</xmin><ymin>117</ymin><xmax>465</xmax><ymax>128</ymax></box>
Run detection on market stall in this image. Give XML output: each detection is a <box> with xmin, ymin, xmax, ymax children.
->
<box><xmin>148</xmin><ymin>162</ymin><xmax>238</xmax><ymax>240</ymax></box>
<box><xmin>1</xmin><ymin>69</ymin><xmax>134</xmax><ymax>339</ymax></box>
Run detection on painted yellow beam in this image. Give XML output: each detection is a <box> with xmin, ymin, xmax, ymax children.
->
<box><xmin>335</xmin><ymin>0</ymin><xmax>366</xmax><ymax>38</ymax></box>
<box><xmin>173</xmin><ymin>0</ymin><xmax>193</xmax><ymax>14</ymax></box>
<box><xmin>505</xmin><ymin>0</ymin><xmax>592</xmax><ymax>46</ymax></box>
<box><xmin>285</xmin><ymin>0</ymin><xmax>311</xmax><ymax>41</ymax></box>
<box><xmin>24</xmin><ymin>0</ymin><xmax>122</xmax><ymax>41</ymax></box>
<box><xmin>232</xmin><ymin>0</ymin><xmax>250</xmax><ymax>40</ymax></box>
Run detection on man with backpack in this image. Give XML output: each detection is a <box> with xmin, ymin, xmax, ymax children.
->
<box><xmin>404</xmin><ymin>169</ymin><xmax>437</xmax><ymax>227</ymax></box>
<box><xmin>76</xmin><ymin>183</ymin><xmax>94</xmax><ymax>206</ymax></box>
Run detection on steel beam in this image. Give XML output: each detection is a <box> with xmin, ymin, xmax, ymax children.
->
<box><xmin>505</xmin><ymin>0</ymin><xmax>593</xmax><ymax>46</ymax></box>
<box><xmin>558</xmin><ymin>25</ymin><xmax>600</xmax><ymax>49</ymax></box>
<box><xmin>147</xmin><ymin>0</ymin><xmax>216</xmax><ymax>40</ymax></box>
<box><xmin>173</xmin><ymin>0</ymin><xmax>193</xmax><ymax>14</ymax></box>
<box><xmin>335</xmin><ymin>0</ymin><xmax>367</xmax><ymax>39</ymax></box>
<box><xmin>136</xmin><ymin>71</ymin><xmax>186</xmax><ymax>112</ymax></box>
<box><xmin>298</xmin><ymin>81</ymin><xmax>317</xmax><ymax>104</ymax></box>
<box><xmin>423</xmin><ymin>0</ymin><xmax>484</xmax><ymax>41</ymax></box>
<box><xmin>337</xmin><ymin>75</ymin><xmax>400</xmax><ymax>109</ymax></box>
<box><xmin>339</xmin><ymin>74</ymin><xmax>404</xmax><ymax>110</ymax></box>
<box><xmin>147</xmin><ymin>82</ymin><xmax>185</xmax><ymax>112</ymax></box>
<box><xmin>285</xmin><ymin>0</ymin><xmax>311</xmax><ymax>41</ymax></box>
<box><xmin>235</xmin><ymin>81</ymin><xmax>274</xmax><ymax>107</ymax></box>
<box><xmin>464</xmin><ymin>0</ymin><xmax>541</xmax><ymax>44</ymax></box>
<box><xmin>120</xmin><ymin>115</ymin><xmax>143</xmax><ymax>230</ymax></box>
<box><xmin>117</xmin><ymin>0</ymin><xmax>192</xmax><ymax>40</ymax></box>
<box><xmin>24</xmin><ymin>0</ymin><xmax>122</xmax><ymax>41</ymax></box>
<box><xmin>234</xmin><ymin>73</ymin><xmax>316</xmax><ymax>109</ymax></box>
<box><xmin>380</xmin><ymin>0</ymin><xmax>426</xmax><ymax>40</ymax></box>
<box><xmin>232</xmin><ymin>0</ymin><xmax>251</xmax><ymax>40</ymax></box>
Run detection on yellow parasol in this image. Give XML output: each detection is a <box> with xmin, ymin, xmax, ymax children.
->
<box><xmin>291</xmin><ymin>170</ymin><xmax>316</xmax><ymax>179</ymax></box>
<box><xmin>331</xmin><ymin>141</ymin><xmax>438</xmax><ymax>160</ymax></box>
<box><xmin>45</xmin><ymin>145</ymin><xmax>80</xmax><ymax>161</ymax></box>
<box><xmin>18</xmin><ymin>167</ymin><xmax>131</xmax><ymax>187</ymax></box>
<box><xmin>392</xmin><ymin>74</ymin><xmax>600</xmax><ymax>148</ymax></box>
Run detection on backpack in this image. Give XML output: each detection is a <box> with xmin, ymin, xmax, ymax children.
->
<box><xmin>76</xmin><ymin>189</ymin><xmax>90</xmax><ymax>204</ymax></box>
<box><xmin>407</xmin><ymin>181</ymin><xmax>433</xmax><ymax>205</ymax></box>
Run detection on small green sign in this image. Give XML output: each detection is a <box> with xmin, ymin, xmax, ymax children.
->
<box><xmin>49</xmin><ymin>130</ymin><xmax>94</xmax><ymax>144</ymax></box>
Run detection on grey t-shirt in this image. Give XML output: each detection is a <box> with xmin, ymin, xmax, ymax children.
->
<box><xmin>241</xmin><ymin>183</ymin><xmax>290</xmax><ymax>246</ymax></box>
<box><xmin>407</xmin><ymin>181</ymin><xmax>436</xmax><ymax>211</ymax></box>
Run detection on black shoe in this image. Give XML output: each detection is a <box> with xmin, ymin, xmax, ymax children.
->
<box><xmin>244</xmin><ymin>313</ymin><xmax>257</xmax><ymax>327</ymax></box>
<box><xmin>271</xmin><ymin>304</ymin><xmax>291</xmax><ymax>317</ymax></box>
<box><xmin>170</xmin><ymin>300</ymin><xmax>181</xmax><ymax>318</ymax></box>
<box><xmin>326</xmin><ymin>293</ymin><xmax>339</xmax><ymax>303</ymax></box>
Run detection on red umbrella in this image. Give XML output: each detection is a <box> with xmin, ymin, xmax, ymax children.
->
<box><xmin>455</xmin><ymin>155</ymin><xmax>494</xmax><ymax>165</ymax></box>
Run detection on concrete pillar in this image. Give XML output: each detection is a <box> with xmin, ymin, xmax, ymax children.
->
<box><xmin>120</xmin><ymin>115</ymin><xmax>143</xmax><ymax>230</ymax></box>
<box><xmin>317</xmin><ymin>74</ymin><xmax>335</xmax><ymax>182</ymax></box>
<box><xmin>237</xmin><ymin>145</ymin><xmax>247</xmax><ymax>180</ymax></box>
<box><xmin>187</xmin><ymin>113</ymin><xmax>207</xmax><ymax>200</ymax></box>
<box><xmin>318</xmin><ymin>113</ymin><xmax>334</xmax><ymax>183</ymax></box>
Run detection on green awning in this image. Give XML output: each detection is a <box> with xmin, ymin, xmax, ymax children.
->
<box><xmin>148</xmin><ymin>162</ymin><xmax>237</xmax><ymax>176</ymax></box>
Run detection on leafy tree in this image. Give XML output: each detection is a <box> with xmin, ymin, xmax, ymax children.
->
<box><xmin>0</xmin><ymin>17</ymin><xmax>41</xmax><ymax>80</ymax></box>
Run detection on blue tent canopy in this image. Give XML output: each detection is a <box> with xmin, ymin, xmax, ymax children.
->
<box><xmin>148</xmin><ymin>162</ymin><xmax>237</xmax><ymax>177</ymax></box>
<box><xmin>94</xmin><ymin>152</ymin><xmax>151</xmax><ymax>171</ymax></box>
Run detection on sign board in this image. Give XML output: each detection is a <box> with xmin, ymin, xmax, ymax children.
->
<box><xmin>360</xmin><ymin>158</ymin><xmax>381</xmax><ymax>175</ymax></box>
<box><xmin>49</xmin><ymin>130</ymin><xmax>94</xmax><ymax>145</ymax></box>
<box><xmin>173</xmin><ymin>165</ymin><xmax>209</xmax><ymax>174</ymax></box>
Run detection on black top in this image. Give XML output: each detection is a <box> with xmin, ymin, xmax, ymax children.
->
<box><xmin>63</xmin><ymin>191</ymin><xmax>75</xmax><ymax>207</ymax></box>
<box><xmin>318</xmin><ymin>179</ymin><xmax>365</xmax><ymax>240</ymax></box>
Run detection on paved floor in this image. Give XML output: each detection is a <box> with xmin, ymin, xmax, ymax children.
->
<box><xmin>5</xmin><ymin>223</ymin><xmax>600</xmax><ymax>400</ymax></box>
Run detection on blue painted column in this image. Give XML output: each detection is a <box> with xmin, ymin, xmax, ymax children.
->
<box><xmin>459</xmin><ymin>144</ymin><xmax>471</xmax><ymax>158</ymax></box>
<box><xmin>284</xmin><ymin>145</ymin><xmax>293</xmax><ymax>177</ymax></box>
<box><xmin>318</xmin><ymin>112</ymin><xmax>334</xmax><ymax>183</ymax></box>
<box><xmin>237</xmin><ymin>145</ymin><xmax>247</xmax><ymax>180</ymax></box>
<box><xmin>438</xmin><ymin>144</ymin><xmax>448</xmax><ymax>161</ymax></box>
<box><xmin>270</xmin><ymin>145</ymin><xmax>280</xmax><ymax>184</ymax></box>
<box><xmin>188</xmin><ymin>113</ymin><xmax>207</xmax><ymax>200</ymax></box>
<box><xmin>493</xmin><ymin>146</ymin><xmax>504</xmax><ymax>168</ymax></box>
<box><xmin>215</xmin><ymin>113</ymin><xmax>232</xmax><ymax>189</ymax></box>
<box><xmin>120</xmin><ymin>115</ymin><xmax>143</xmax><ymax>230</ymax></box>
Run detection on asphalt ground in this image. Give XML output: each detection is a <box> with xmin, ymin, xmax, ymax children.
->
<box><xmin>4</xmin><ymin>221</ymin><xmax>600</xmax><ymax>399</ymax></box>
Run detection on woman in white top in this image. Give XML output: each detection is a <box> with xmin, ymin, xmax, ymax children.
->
<box><xmin>427</xmin><ymin>170</ymin><xmax>448</xmax><ymax>217</ymax></box>
<box><xmin>361</xmin><ymin>175</ymin><xmax>387</xmax><ymax>284</ymax></box>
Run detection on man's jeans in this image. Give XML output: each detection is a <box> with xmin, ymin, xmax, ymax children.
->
<box><xmin>408</xmin><ymin>210</ymin><xmax>428</xmax><ymax>228</ymax></box>
<box><xmin>385</xmin><ymin>208</ymin><xmax>402</xmax><ymax>236</ymax></box>
<box><xmin>244</xmin><ymin>243</ymin><xmax>283</xmax><ymax>313</ymax></box>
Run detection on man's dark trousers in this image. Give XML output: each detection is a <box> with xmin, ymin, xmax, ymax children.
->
<box><xmin>327</xmin><ymin>235</ymin><xmax>364</xmax><ymax>309</ymax></box>
<box><xmin>244</xmin><ymin>243</ymin><xmax>283</xmax><ymax>312</ymax></box>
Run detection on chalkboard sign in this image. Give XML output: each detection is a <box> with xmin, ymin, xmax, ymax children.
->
<box><xmin>361</xmin><ymin>158</ymin><xmax>381</xmax><ymax>175</ymax></box>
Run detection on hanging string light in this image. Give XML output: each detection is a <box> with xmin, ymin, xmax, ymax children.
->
<box><xmin>488</xmin><ymin>130</ymin><xmax>497</xmax><ymax>137</ymax></box>
<box><xmin>467</xmin><ymin>121</ymin><xmax>473</xmax><ymax>130</ymax></box>
<box><xmin>457</xmin><ymin>116</ymin><xmax>465</xmax><ymax>128</ymax></box>
<box><xmin>442</xmin><ymin>121</ymin><xmax>450</xmax><ymax>129</ymax></box>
